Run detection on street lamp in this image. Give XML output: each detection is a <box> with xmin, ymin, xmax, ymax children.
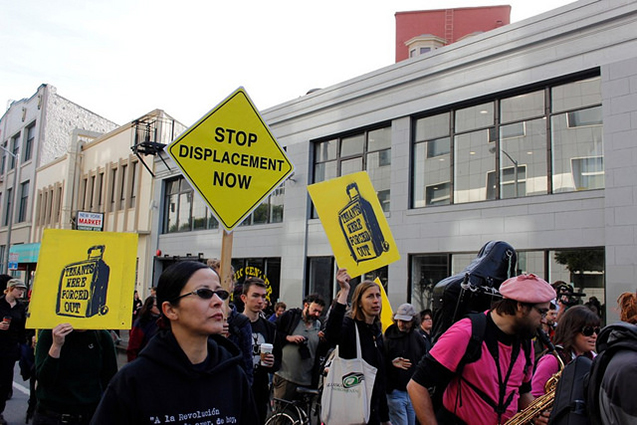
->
<box><xmin>489</xmin><ymin>146</ymin><xmax>519</xmax><ymax>198</ymax></box>
<box><xmin>0</xmin><ymin>144</ymin><xmax>20</xmax><ymax>274</ymax></box>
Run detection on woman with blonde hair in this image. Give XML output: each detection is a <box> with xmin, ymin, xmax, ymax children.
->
<box><xmin>324</xmin><ymin>269</ymin><xmax>391</xmax><ymax>425</ymax></box>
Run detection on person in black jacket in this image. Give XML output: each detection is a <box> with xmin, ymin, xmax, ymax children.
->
<box><xmin>325</xmin><ymin>268</ymin><xmax>391</xmax><ymax>425</ymax></box>
<box><xmin>0</xmin><ymin>278</ymin><xmax>27</xmax><ymax>425</ymax></box>
<box><xmin>240</xmin><ymin>277</ymin><xmax>281</xmax><ymax>423</ymax></box>
<box><xmin>91</xmin><ymin>261</ymin><xmax>257</xmax><ymax>425</ymax></box>
<box><xmin>384</xmin><ymin>303</ymin><xmax>427</xmax><ymax>425</ymax></box>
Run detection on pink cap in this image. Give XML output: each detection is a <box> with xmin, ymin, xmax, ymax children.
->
<box><xmin>499</xmin><ymin>274</ymin><xmax>556</xmax><ymax>303</ymax></box>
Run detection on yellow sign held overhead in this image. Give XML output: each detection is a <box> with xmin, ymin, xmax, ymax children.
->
<box><xmin>26</xmin><ymin>229</ymin><xmax>138</xmax><ymax>330</ymax></box>
<box><xmin>166</xmin><ymin>87</ymin><xmax>294</xmax><ymax>231</ymax></box>
<box><xmin>308</xmin><ymin>171</ymin><xmax>400</xmax><ymax>278</ymax></box>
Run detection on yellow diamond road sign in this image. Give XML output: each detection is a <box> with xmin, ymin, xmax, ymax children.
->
<box><xmin>166</xmin><ymin>87</ymin><xmax>294</xmax><ymax>231</ymax></box>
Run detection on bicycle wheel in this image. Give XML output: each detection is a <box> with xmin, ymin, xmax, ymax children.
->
<box><xmin>265</xmin><ymin>412</ymin><xmax>298</xmax><ymax>425</ymax></box>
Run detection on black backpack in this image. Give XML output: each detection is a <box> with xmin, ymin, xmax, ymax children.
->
<box><xmin>548</xmin><ymin>355</ymin><xmax>592</xmax><ymax>425</ymax></box>
<box><xmin>431</xmin><ymin>241</ymin><xmax>517</xmax><ymax>342</ymax></box>
<box><xmin>586</xmin><ymin>322</ymin><xmax>637</xmax><ymax>425</ymax></box>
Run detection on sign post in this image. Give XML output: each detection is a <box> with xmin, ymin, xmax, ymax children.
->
<box><xmin>166</xmin><ymin>87</ymin><xmax>294</xmax><ymax>291</ymax></box>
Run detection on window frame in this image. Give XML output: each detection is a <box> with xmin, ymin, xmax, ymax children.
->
<box><xmin>410</xmin><ymin>71</ymin><xmax>602</xmax><ymax>208</ymax></box>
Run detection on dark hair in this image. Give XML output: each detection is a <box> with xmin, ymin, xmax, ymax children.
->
<box><xmin>303</xmin><ymin>293</ymin><xmax>326</xmax><ymax>307</ymax></box>
<box><xmin>157</xmin><ymin>261</ymin><xmax>210</xmax><ymax>310</ymax></box>
<box><xmin>274</xmin><ymin>301</ymin><xmax>287</xmax><ymax>311</ymax></box>
<box><xmin>419</xmin><ymin>309</ymin><xmax>433</xmax><ymax>321</ymax></box>
<box><xmin>139</xmin><ymin>296</ymin><xmax>158</xmax><ymax>323</ymax></box>
<box><xmin>242</xmin><ymin>277</ymin><xmax>267</xmax><ymax>295</ymax></box>
<box><xmin>350</xmin><ymin>281</ymin><xmax>381</xmax><ymax>323</ymax></box>
<box><xmin>493</xmin><ymin>298</ymin><xmax>519</xmax><ymax>316</ymax></box>
<box><xmin>553</xmin><ymin>305</ymin><xmax>600</xmax><ymax>357</ymax></box>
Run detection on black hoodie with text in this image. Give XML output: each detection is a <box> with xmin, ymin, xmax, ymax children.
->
<box><xmin>90</xmin><ymin>330</ymin><xmax>257</xmax><ymax>425</ymax></box>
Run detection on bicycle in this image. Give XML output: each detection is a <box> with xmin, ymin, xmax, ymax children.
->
<box><xmin>265</xmin><ymin>386</ymin><xmax>321</xmax><ymax>425</ymax></box>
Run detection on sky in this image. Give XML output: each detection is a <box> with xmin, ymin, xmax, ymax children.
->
<box><xmin>1</xmin><ymin>0</ymin><xmax>577</xmax><ymax>127</ymax></box>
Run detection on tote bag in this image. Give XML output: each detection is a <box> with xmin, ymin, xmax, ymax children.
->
<box><xmin>321</xmin><ymin>324</ymin><xmax>378</xmax><ymax>425</ymax></box>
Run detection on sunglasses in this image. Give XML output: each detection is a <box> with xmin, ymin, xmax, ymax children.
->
<box><xmin>173</xmin><ymin>288</ymin><xmax>229</xmax><ymax>302</ymax></box>
<box><xmin>581</xmin><ymin>326</ymin><xmax>601</xmax><ymax>337</ymax></box>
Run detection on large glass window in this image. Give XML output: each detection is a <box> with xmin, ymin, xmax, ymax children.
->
<box><xmin>306</xmin><ymin>257</ymin><xmax>335</xmax><ymax>304</ymax></box>
<box><xmin>410</xmin><ymin>247</ymin><xmax>606</xmax><ymax>320</ymax></box>
<box><xmin>4</xmin><ymin>188</ymin><xmax>12</xmax><ymax>226</ymax></box>
<box><xmin>413</xmin><ymin>113</ymin><xmax>451</xmax><ymax>207</ymax></box>
<box><xmin>313</xmin><ymin>125</ymin><xmax>391</xmax><ymax>216</ymax></box>
<box><xmin>551</xmin><ymin>78</ymin><xmax>603</xmax><ymax>193</ymax></box>
<box><xmin>163</xmin><ymin>176</ymin><xmax>219</xmax><ymax>234</ymax></box>
<box><xmin>130</xmin><ymin>162</ymin><xmax>138</xmax><ymax>208</ymax></box>
<box><xmin>9</xmin><ymin>134</ymin><xmax>19</xmax><ymax>170</ymax></box>
<box><xmin>119</xmin><ymin>164</ymin><xmax>127</xmax><ymax>210</ymax></box>
<box><xmin>239</xmin><ymin>184</ymin><xmax>285</xmax><ymax>226</ymax></box>
<box><xmin>412</xmin><ymin>74</ymin><xmax>602</xmax><ymax>208</ymax></box>
<box><xmin>17</xmin><ymin>180</ymin><xmax>29</xmax><ymax>223</ymax></box>
<box><xmin>23</xmin><ymin>122</ymin><xmax>35</xmax><ymax>162</ymax></box>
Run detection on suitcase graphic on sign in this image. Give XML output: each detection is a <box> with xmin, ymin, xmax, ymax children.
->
<box><xmin>56</xmin><ymin>245</ymin><xmax>110</xmax><ymax>318</ymax></box>
<box><xmin>338</xmin><ymin>182</ymin><xmax>390</xmax><ymax>263</ymax></box>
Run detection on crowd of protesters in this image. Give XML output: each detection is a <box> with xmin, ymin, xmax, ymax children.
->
<box><xmin>0</xmin><ymin>265</ymin><xmax>635</xmax><ymax>425</ymax></box>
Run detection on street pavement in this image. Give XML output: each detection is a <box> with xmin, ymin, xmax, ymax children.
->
<box><xmin>2</xmin><ymin>333</ymin><xmax>128</xmax><ymax>424</ymax></box>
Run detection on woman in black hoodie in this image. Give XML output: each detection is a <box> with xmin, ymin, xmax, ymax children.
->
<box><xmin>91</xmin><ymin>261</ymin><xmax>258</xmax><ymax>425</ymax></box>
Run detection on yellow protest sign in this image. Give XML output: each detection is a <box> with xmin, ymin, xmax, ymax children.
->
<box><xmin>26</xmin><ymin>229</ymin><xmax>138</xmax><ymax>330</ymax></box>
<box><xmin>166</xmin><ymin>87</ymin><xmax>294</xmax><ymax>231</ymax></box>
<box><xmin>308</xmin><ymin>171</ymin><xmax>400</xmax><ymax>277</ymax></box>
<box><xmin>375</xmin><ymin>277</ymin><xmax>394</xmax><ymax>333</ymax></box>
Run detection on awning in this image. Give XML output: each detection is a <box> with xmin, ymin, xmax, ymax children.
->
<box><xmin>9</xmin><ymin>243</ymin><xmax>41</xmax><ymax>263</ymax></box>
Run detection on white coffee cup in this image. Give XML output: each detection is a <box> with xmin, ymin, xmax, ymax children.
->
<box><xmin>260</xmin><ymin>343</ymin><xmax>273</xmax><ymax>366</ymax></box>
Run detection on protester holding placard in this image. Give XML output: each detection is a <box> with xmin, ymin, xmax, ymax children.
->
<box><xmin>90</xmin><ymin>261</ymin><xmax>257</xmax><ymax>425</ymax></box>
<box><xmin>323</xmin><ymin>268</ymin><xmax>391</xmax><ymax>425</ymax></box>
<box><xmin>33</xmin><ymin>323</ymin><xmax>117</xmax><ymax>425</ymax></box>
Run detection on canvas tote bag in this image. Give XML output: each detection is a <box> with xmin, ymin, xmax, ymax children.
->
<box><xmin>320</xmin><ymin>324</ymin><xmax>378</xmax><ymax>425</ymax></box>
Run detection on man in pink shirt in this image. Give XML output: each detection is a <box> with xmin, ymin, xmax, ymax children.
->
<box><xmin>407</xmin><ymin>274</ymin><xmax>556</xmax><ymax>425</ymax></box>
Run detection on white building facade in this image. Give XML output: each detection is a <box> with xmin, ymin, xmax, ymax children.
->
<box><xmin>0</xmin><ymin>84</ymin><xmax>117</xmax><ymax>280</ymax></box>
<box><xmin>153</xmin><ymin>0</ymin><xmax>637</xmax><ymax>321</ymax></box>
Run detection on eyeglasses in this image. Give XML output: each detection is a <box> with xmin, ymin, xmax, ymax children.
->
<box><xmin>581</xmin><ymin>326</ymin><xmax>601</xmax><ymax>337</ymax></box>
<box><xmin>532</xmin><ymin>306</ymin><xmax>549</xmax><ymax>318</ymax></box>
<box><xmin>172</xmin><ymin>288</ymin><xmax>229</xmax><ymax>302</ymax></box>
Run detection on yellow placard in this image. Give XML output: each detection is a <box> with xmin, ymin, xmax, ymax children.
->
<box><xmin>26</xmin><ymin>229</ymin><xmax>138</xmax><ymax>330</ymax></box>
<box><xmin>166</xmin><ymin>87</ymin><xmax>294</xmax><ymax>231</ymax></box>
<box><xmin>308</xmin><ymin>171</ymin><xmax>400</xmax><ymax>277</ymax></box>
<box><xmin>376</xmin><ymin>277</ymin><xmax>394</xmax><ymax>333</ymax></box>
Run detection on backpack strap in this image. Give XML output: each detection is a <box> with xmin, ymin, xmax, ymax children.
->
<box><xmin>454</xmin><ymin>312</ymin><xmax>531</xmax><ymax>423</ymax></box>
<box><xmin>452</xmin><ymin>313</ymin><xmax>487</xmax><ymax>416</ymax></box>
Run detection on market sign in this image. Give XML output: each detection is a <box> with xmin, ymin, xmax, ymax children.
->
<box><xmin>166</xmin><ymin>87</ymin><xmax>294</xmax><ymax>231</ymax></box>
<box><xmin>77</xmin><ymin>211</ymin><xmax>104</xmax><ymax>231</ymax></box>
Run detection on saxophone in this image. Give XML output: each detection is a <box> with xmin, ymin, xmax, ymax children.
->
<box><xmin>504</xmin><ymin>331</ymin><xmax>565</xmax><ymax>425</ymax></box>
